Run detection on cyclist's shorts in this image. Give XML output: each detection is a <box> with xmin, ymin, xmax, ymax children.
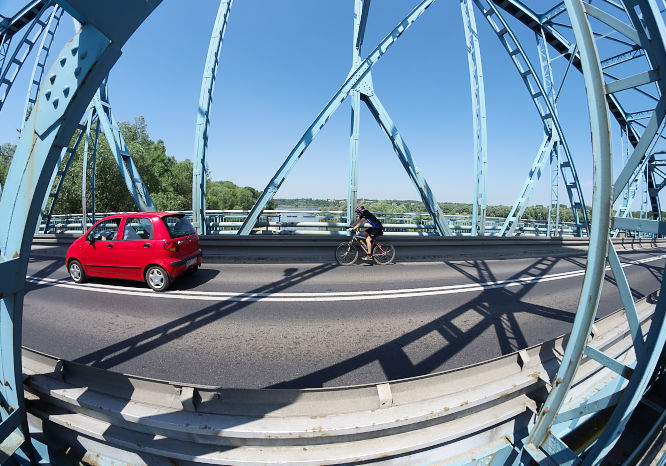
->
<box><xmin>366</xmin><ymin>227</ymin><xmax>383</xmax><ymax>238</ymax></box>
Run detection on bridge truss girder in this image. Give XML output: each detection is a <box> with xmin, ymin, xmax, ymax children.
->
<box><xmin>0</xmin><ymin>0</ymin><xmax>53</xmax><ymax>115</ymax></box>
<box><xmin>1</xmin><ymin>0</ymin><xmax>666</xmax><ymax>463</ymax></box>
<box><xmin>495</xmin><ymin>0</ymin><xmax>665</xmax><ymax>221</ymax></box>
<box><xmin>237</xmin><ymin>0</ymin><xmax>451</xmax><ymax>236</ymax></box>
<box><xmin>475</xmin><ymin>0</ymin><xmax>590</xmax><ymax>237</ymax></box>
<box><xmin>519</xmin><ymin>0</ymin><xmax>666</xmax><ymax>462</ymax></box>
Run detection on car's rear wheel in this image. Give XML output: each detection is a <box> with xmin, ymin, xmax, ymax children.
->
<box><xmin>68</xmin><ymin>259</ymin><xmax>86</xmax><ymax>283</ymax></box>
<box><xmin>145</xmin><ymin>265</ymin><xmax>171</xmax><ymax>292</ymax></box>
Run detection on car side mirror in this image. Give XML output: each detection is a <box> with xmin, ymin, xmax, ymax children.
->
<box><xmin>87</xmin><ymin>233</ymin><xmax>95</xmax><ymax>244</ymax></box>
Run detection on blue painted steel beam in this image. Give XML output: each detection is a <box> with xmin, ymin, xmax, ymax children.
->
<box><xmin>92</xmin><ymin>81</ymin><xmax>156</xmax><ymax>213</ymax></box>
<box><xmin>0</xmin><ymin>0</ymin><xmax>55</xmax><ymax>114</ymax></box>
<box><xmin>525</xmin><ymin>0</ymin><xmax>613</xmax><ymax>460</ymax></box>
<box><xmin>475</xmin><ymin>0</ymin><xmax>590</xmax><ymax>237</ymax></box>
<box><xmin>499</xmin><ymin>133</ymin><xmax>556</xmax><ymax>237</ymax></box>
<box><xmin>537</xmin><ymin>29</ymin><xmax>562</xmax><ymax>237</ymax></box>
<box><xmin>361</xmin><ymin>91</ymin><xmax>452</xmax><ymax>236</ymax></box>
<box><xmin>0</xmin><ymin>1</ymin><xmax>47</xmax><ymax>38</ymax></box>
<box><xmin>81</xmin><ymin>106</ymin><xmax>100</xmax><ymax>225</ymax></box>
<box><xmin>0</xmin><ymin>0</ymin><xmax>161</xmax><ymax>456</ymax></box>
<box><xmin>21</xmin><ymin>4</ymin><xmax>62</xmax><ymax>131</ymax></box>
<box><xmin>461</xmin><ymin>0</ymin><xmax>487</xmax><ymax>236</ymax></box>
<box><xmin>498</xmin><ymin>0</ymin><xmax>662</xmax><ymax>221</ymax></box>
<box><xmin>192</xmin><ymin>0</ymin><xmax>233</xmax><ymax>235</ymax></box>
<box><xmin>347</xmin><ymin>0</ymin><xmax>369</xmax><ymax>224</ymax></box>
<box><xmin>40</xmin><ymin>122</ymin><xmax>87</xmax><ymax>233</ymax></box>
<box><xmin>238</xmin><ymin>0</ymin><xmax>437</xmax><ymax>235</ymax></box>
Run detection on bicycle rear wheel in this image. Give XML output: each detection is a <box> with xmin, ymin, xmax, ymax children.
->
<box><xmin>372</xmin><ymin>242</ymin><xmax>395</xmax><ymax>265</ymax></box>
<box><xmin>335</xmin><ymin>241</ymin><xmax>359</xmax><ymax>265</ymax></box>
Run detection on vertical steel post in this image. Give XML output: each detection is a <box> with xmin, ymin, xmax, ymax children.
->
<box><xmin>461</xmin><ymin>0</ymin><xmax>487</xmax><ymax>236</ymax></box>
<box><xmin>347</xmin><ymin>0</ymin><xmax>368</xmax><ymax>223</ymax></box>
<box><xmin>192</xmin><ymin>0</ymin><xmax>233</xmax><ymax>235</ymax></box>
<box><xmin>536</xmin><ymin>29</ymin><xmax>561</xmax><ymax>237</ymax></box>
<box><xmin>81</xmin><ymin>108</ymin><xmax>100</xmax><ymax>228</ymax></box>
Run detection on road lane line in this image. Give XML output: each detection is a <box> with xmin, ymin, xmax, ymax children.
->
<box><xmin>25</xmin><ymin>254</ymin><xmax>666</xmax><ymax>302</ymax></box>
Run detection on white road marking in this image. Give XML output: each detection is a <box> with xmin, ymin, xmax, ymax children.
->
<box><xmin>25</xmin><ymin>254</ymin><xmax>666</xmax><ymax>303</ymax></box>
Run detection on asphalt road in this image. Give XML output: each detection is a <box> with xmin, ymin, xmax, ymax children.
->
<box><xmin>22</xmin><ymin>248</ymin><xmax>665</xmax><ymax>389</ymax></box>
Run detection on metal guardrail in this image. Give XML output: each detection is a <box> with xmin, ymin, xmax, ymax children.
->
<box><xmin>31</xmin><ymin>233</ymin><xmax>666</xmax><ymax>263</ymax></box>
<box><xmin>38</xmin><ymin>210</ymin><xmax>581</xmax><ymax>237</ymax></box>
<box><xmin>20</xmin><ymin>295</ymin><xmax>657</xmax><ymax>464</ymax></box>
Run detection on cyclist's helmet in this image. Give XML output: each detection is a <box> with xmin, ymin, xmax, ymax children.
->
<box><xmin>355</xmin><ymin>205</ymin><xmax>365</xmax><ymax>214</ymax></box>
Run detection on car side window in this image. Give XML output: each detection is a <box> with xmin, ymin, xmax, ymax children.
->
<box><xmin>123</xmin><ymin>217</ymin><xmax>154</xmax><ymax>240</ymax></box>
<box><xmin>91</xmin><ymin>219</ymin><xmax>120</xmax><ymax>241</ymax></box>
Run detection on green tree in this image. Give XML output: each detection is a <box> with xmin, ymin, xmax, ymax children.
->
<box><xmin>0</xmin><ymin>142</ymin><xmax>16</xmax><ymax>189</ymax></box>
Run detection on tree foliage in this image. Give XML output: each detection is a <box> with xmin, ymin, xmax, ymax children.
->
<box><xmin>0</xmin><ymin>116</ymin><xmax>269</xmax><ymax>214</ymax></box>
<box><xmin>0</xmin><ymin>142</ymin><xmax>16</xmax><ymax>189</ymax></box>
<box><xmin>0</xmin><ymin>123</ymin><xmax>651</xmax><ymax>223</ymax></box>
<box><xmin>207</xmin><ymin>180</ymin><xmax>275</xmax><ymax>210</ymax></box>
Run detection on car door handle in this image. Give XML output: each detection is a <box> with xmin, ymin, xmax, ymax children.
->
<box><xmin>107</xmin><ymin>244</ymin><xmax>113</xmax><ymax>248</ymax></box>
<box><xmin>143</xmin><ymin>243</ymin><xmax>151</xmax><ymax>248</ymax></box>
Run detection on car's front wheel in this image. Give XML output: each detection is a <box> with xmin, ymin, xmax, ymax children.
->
<box><xmin>68</xmin><ymin>259</ymin><xmax>86</xmax><ymax>284</ymax></box>
<box><xmin>145</xmin><ymin>265</ymin><xmax>171</xmax><ymax>292</ymax></box>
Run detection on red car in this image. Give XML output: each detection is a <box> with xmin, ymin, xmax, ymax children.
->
<box><xmin>66</xmin><ymin>212</ymin><xmax>202</xmax><ymax>292</ymax></box>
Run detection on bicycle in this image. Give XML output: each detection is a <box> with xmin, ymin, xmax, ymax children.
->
<box><xmin>335</xmin><ymin>228</ymin><xmax>395</xmax><ymax>265</ymax></box>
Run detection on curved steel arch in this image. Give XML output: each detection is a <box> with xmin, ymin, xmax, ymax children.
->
<box><xmin>1</xmin><ymin>1</ymin><xmax>666</xmax><ymax>463</ymax></box>
<box><xmin>0</xmin><ymin>0</ymin><xmax>161</xmax><ymax>460</ymax></box>
<box><xmin>515</xmin><ymin>0</ymin><xmax>666</xmax><ymax>462</ymax></box>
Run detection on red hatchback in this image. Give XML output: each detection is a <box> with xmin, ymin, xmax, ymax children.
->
<box><xmin>66</xmin><ymin>212</ymin><xmax>202</xmax><ymax>292</ymax></box>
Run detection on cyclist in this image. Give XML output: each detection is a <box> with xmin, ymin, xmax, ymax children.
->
<box><xmin>348</xmin><ymin>205</ymin><xmax>383</xmax><ymax>260</ymax></box>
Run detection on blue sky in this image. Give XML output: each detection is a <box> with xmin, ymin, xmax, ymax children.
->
<box><xmin>1</xmin><ymin>0</ymin><xmax>634</xmax><ymax>208</ymax></box>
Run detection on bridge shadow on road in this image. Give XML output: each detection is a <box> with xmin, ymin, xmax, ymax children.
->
<box><xmin>267</xmin><ymin>253</ymin><xmax>662</xmax><ymax>389</ymax></box>
<box><xmin>269</xmin><ymin>256</ymin><xmax>578</xmax><ymax>388</ymax></box>
<box><xmin>40</xmin><ymin>252</ymin><xmax>661</xmax><ymax>389</ymax></box>
<box><xmin>72</xmin><ymin>264</ymin><xmax>337</xmax><ymax>370</ymax></box>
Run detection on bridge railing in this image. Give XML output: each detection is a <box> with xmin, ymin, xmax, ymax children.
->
<box><xmin>20</xmin><ymin>294</ymin><xmax>658</xmax><ymax>463</ymax></box>
<box><xmin>38</xmin><ymin>210</ymin><xmax>579</xmax><ymax>236</ymax></box>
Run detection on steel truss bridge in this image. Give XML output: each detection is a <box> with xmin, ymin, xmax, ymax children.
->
<box><xmin>2</xmin><ymin>0</ymin><xmax>666</xmax><ymax>463</ymax></box>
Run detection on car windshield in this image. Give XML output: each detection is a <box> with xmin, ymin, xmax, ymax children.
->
<box><xmin>162</xmin><ymin>215</ymin><xmax>196</xmax><ymax>238</ymax></box>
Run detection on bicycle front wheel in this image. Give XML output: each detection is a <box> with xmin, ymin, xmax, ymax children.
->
<box><xmin>372</xmin><ymin>242</ymin><xmax>395</xmax><ymax>265</ymax></box>
<box><xmin>335</xmin><ymin>241</ymin><xmax>358</xmax><ymax>265</ymax></box>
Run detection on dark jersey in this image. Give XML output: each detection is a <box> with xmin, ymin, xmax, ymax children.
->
<box><xmin>360</xmin><ymin>209</ymin><xmax>382</xmax><ymax>229</ymax></box>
